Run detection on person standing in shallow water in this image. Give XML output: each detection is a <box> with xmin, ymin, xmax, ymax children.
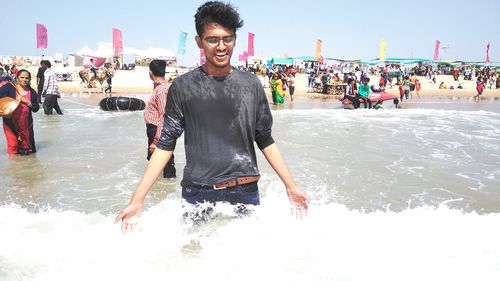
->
<box><xmin>0</xmin><ymin>70</ymin><xmax>40</xmax><ymax>155</ymax></box>
<box><xmin>42</xmin><ymin>61</ymin><xmax>63</xmax><ymax>115</ymax></box>
<box><xmin>144</xmin><ymin>59</ymin><xmax>176</xmax><ymax>179</ymax></box>
<box><xmin>115</xmin><ymin>1</ymin><xmax>309</xmax><ymax>233</ymax></box>
<box><xmin>36</xmin><ymin>60</ymin><xmax>47</xmax><ymax>104</ymax></box>
<box><xmin>288</xmin><ymin>72</ymin><xmax>296</xmax><ymax>102</ymax></box>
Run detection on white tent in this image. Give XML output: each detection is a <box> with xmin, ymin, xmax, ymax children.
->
<box><xmin>73</xmin><ymin>46</ymin><xmax>94</xmax><ymax>57</ymax></box>
<box><xmin>120</xmin><ymin>47</ymin><xmax>176</xmax><ymax>60</ymax></box>
<box><xmin>71</xmin><ymin>44</ymin><xmax>109</xmax><ymax>67</ymax></box>
<box><xmin>72</xmin><ymin>43</ymin><xmax>113</xmax><ymax>58</ymax></box>
<box><xmin>73</xmin><ymin>44</ymin><xmax>176</xmax><ymax>60</ymax></box>
<box><xmin>93</xmin><ymin>42</ymin><xmax>114</xmax><ymax>58</ymax></box>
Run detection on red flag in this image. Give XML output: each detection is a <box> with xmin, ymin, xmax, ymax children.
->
<box><xmin>433</xmin><ymin>40</ymin><xmax>440</xmax><ymax>60</ymax></box>
<box><xmin>486</xmin><ymin>42</ymin><xmax>491</xmax><ymax>63</ymax></box>
<box><xmin>113</xmin><ymin>28</ymin><xmax>123</xmax><ymax>56</ymax></box>
<box><xmin>36</xmin><ymin>24</ymin><xmax>48</xmax><ymax>49</ymax></box>
<box><xmin>247</xmin><ymin>32</ymin><xmax>255</xmax><ymax>56</ymax></box>
<box><xmin>200</xmin><ymin>49</ymin><xmax>206</xmax><ymax>65</ymax></box>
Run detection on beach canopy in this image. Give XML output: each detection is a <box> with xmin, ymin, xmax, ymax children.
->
<box><xmin>71</xmin><ymin>44</ymin><xmax>109</xmax><ymax>67</ymax></box>
<box><xmin>72</xmin><ymin>43</ymin><xmax>114</xmax><ymax>59</ymax></box>
<box><xmin>438</xmin><ymin>60</ymin><xmax>461</xmax><ymax>67</ymax></box>
<box><xmin>72</xmin><ymin>44</ymin><xmax>176</xmax><ymax>60</ymax></box>
<box><xmin>324</xmin><ymin>58</ymin><xmax>359</xmax><ymax>63</ymax></box>
<box><xmin>294</xmin><ymin>55</ymin><xmax>317</xmax><ymax>61</ymax></box>
<box><xmin>382</xmin><ymin>57</ymin><xmax>434</xmax><ymax>64</ymax></box>
<box><xmin>268</xmin><ymin>57</ymin><xmax>294</xmax><ymax>65</ymax></box>
<box><xmin>73</xmin><ymin>46</ymin><xmax>94</xmax><ymax>57</ymax></box>
<box><xmin>359</xmin><ymin>60</ymin><xmax>379</xmax><ymax>65</ymax></box>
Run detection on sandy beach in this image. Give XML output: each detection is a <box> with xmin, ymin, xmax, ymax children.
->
<box><xmin>24</xmin><ymin>66</ymin><xmax>500</xmax><ymax>101</ymax></box>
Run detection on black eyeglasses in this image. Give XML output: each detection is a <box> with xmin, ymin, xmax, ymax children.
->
<box><xmin>203</xmin><ymin>35</ymin><xmax>236</xmax><ymax>47</ymax></box>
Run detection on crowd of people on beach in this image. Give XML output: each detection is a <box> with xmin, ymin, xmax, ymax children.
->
<box><xmin>245</xmin><ymin>59</ymin><xmax>499</xmax><ymax>109</ymax></box>
<box><xmin>241</xmin><ymin>64</ymin><xmax>298</xmax><ymax>106</ymax></box>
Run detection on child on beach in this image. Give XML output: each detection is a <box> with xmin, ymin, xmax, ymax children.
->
<box><xmin>403</xmin><ymin>75</ymin><xmax>410</xmax><ymax>101</ymax></box>
<box><xmin>398</xmin><ymin>82</ymin><xmax>404</xmax><ymax>101</ymax></box>
<box><xmin>475</xmin><ymin>77</ymin><xmax>484</xmax><ymax>101</ymax></box>
<box><xmin>415</xmin><ymin>79</ymin><xmax>421</xmax><ymax>98</ymax></box>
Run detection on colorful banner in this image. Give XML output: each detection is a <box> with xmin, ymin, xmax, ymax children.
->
<box><xmin>200</xmin><ymin>49</ymin><xmax>206</xmax><ymax>65</ymax></box>
<box><xmin>239</xmin><ymin>51</ymin><xmax>248</xmax><ymax>62</ymax></box>
<box><xmin>247</xmin><ymin>32</ymin><xmax>255</xmax><ymax>56</ymax></box>
<box><xmin>379</xmin><ymin>38</ymin><xmax>386</xmax><ymax>61</ymax></box>
<box><xmin>433</xmin><ymin>40</ymin><xmax>440</xmax><ymax>60</ymax></box>
<box><xmin>315</xmin><ymin>39</ymin><xmax>322</xmax><ymax>61</ymax></box>
<box><xmin>177</xmin><ymin>31</ymin><xmax>188</xmax><ymax>55</ymax></box>
<box><xmin>36</xmin><ymin>24</ymin><xmax>48</xmax><ymax>49</ymax></box>
<box><xmin>486</xmin><ymin>42</ymin><xmax>491</xmax><ymax>63</ymax></box>
<box><xmin>112</xmin><ymin>28</ymin><xmax>123</xmax><ymax>56</ymax></box>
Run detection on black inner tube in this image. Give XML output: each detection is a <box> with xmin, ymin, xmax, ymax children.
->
<box><xmin>99</xmin><ymin>97</ymin><xmax>146</xmax><ymax>111</ymax></box>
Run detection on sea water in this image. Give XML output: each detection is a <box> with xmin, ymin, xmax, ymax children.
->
<box><xmin>1</xmin><ymin>95</ymin><xmax>499</xmax><ymax>281</ymax></box>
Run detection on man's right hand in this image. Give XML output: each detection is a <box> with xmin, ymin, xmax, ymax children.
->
<box><xmin>148</xmin><ymin>143</ymin><xmax>157</xmax><ymax>154</ymax></box>
<box><xmin>114</xmin><ymin>202</ymin><xmax>144</xmax><ymax>234</ymax></box>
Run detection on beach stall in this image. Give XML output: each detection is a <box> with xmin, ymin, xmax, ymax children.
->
<box><xmin>267</xmin><ymin>57</ymin><xmax>294</xmax><ymax>67</ymax></box>
<box><xmin>325</xmin><ymin>58</ymin><xmax>361</xmax><ymax>74</ymax></box>
<box><xmin>437</xmin><ymin>60</ymin><xmax>461</xmax><ymax>75</ymax></box>
<box><xmin>294</xmin><ymin>55</ymin><xmax>318</xmax><ymax>73</ymax></box>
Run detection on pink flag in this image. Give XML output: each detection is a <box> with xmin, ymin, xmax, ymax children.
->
<box><xmin>239</xmin><ymin>51</ymin><xmax>248</xmax><ymax>61</ymax></box>
<box><xmin>247</xmin><ymin>32</ymin><xmax>255</xmax><ymax>56</ymax></box>
<box><xmin>433</xmin><ymin>40</ymin><xmax>440</xmax><ymax>60</ymax></box>
<box><xmin>486</xmin><ymin>42</ymin><xmax>491</xmax><ymax>63</ymax></box>
<box><xmin>113</xmin><ymin>28</ymin><xmax>123</xmax><ymax>56</ymax></box>
<box><xmin>36</xmin><ymin>24</ymin><xmax>48</xmax><ymax>49</ymax></box>
<box><xmin>200</xmin><ymin>49</ymin><xmax>206</xmax><ymax>65</ymax></box>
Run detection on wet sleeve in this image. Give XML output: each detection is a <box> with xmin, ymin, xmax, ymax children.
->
<box><xmin>254</xmin><ymin>84</ymin><xmax>274</xmax><ymax>150</ymax></box>
<box><xmin>30</xmin><ymin>89</ymin><xmax>40</xmax><ymax>113</ymax></box>
<box><xmin>156</xmin><ymin>82</ymin><xmax>184</xmax><ymax>151</ymax></box>
<box><xmin>152</xmin><ymin>91</ymin><xmax>164</xmax><ymax>145</ymax></box>
<box><xmin>42</xmin><ymin>74</ymin><xmax>47</xmax><ymax>93</ymax></box>
<box><xmin>0</xmin><ymin>83</ymin><xmax>16</xmax><ymax>98</ymax></box>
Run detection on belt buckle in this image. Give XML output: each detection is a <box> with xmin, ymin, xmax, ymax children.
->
<box><xmin>213</xmin><ymin>184</ymin><xmax>226</xmax><ymax>190</ymax></box>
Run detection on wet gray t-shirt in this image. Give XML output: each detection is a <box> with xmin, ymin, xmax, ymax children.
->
<box><xmin>157</xmin><ymin>67</ymin><xmax>274</xmax><ymax>186</ymax></box>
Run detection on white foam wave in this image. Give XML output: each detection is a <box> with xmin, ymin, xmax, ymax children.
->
<box><xmin>1</xmin><ymin>198</ymin><xmax>500</xmax><ymax>281</ymax></box>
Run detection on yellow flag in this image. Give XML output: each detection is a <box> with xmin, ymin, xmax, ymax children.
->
<box><xmin>379</xmin><ymin>38</ymin><xmax>386</xmax><ymax>61</ymax></box>
<box><xmin>315</xmin><ymin>39</ymin><xmax>322</xmax><ymax>61</ymax></box>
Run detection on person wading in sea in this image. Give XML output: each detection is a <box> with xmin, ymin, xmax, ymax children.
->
<box><xmin>115</xmin><ymin>1</ymin><xmax>309</xmax><ymax>233</ymax></box>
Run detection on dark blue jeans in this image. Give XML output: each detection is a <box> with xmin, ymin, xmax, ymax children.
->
<box><xmin>182</xmin><ymin>182</ymin><xmax>260</xmax><ymax>205</ymax></box>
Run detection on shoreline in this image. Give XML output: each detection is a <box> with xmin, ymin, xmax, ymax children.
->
<box><xmin>22</xmin><ymin>65</ymin><xmax>499</xmax><ymax>100</ymax></box>
<box><xmin>57</xmin><ymin>82</ymin><xmax>500</xmax><ymax>102</ymax></box>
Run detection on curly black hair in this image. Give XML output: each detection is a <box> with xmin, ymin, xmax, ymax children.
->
<box><xmin>194</xmin><ymin>1</ymin><xmax>244</xmax><ymax>37</ymax></box>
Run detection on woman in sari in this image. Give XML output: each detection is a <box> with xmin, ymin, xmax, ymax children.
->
<box><xmin>274</xmin><ymin>73</ymin><xmax>286</xmax><ymax>105</ymax></box>
<box><xmin>0</xmin><ymin>69</ymin><xmax>40</xmax><ymax>155</ymax></box>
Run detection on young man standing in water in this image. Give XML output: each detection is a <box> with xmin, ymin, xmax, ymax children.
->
<box><xmin>144</xmin><ymin>59</ymin><xmax>176</xmax><ymax>179</ymax></box>
<box><xmin>115</xmin><ymin>1</ymin><xmax>309</xmax><ymax>232</ymax></box>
